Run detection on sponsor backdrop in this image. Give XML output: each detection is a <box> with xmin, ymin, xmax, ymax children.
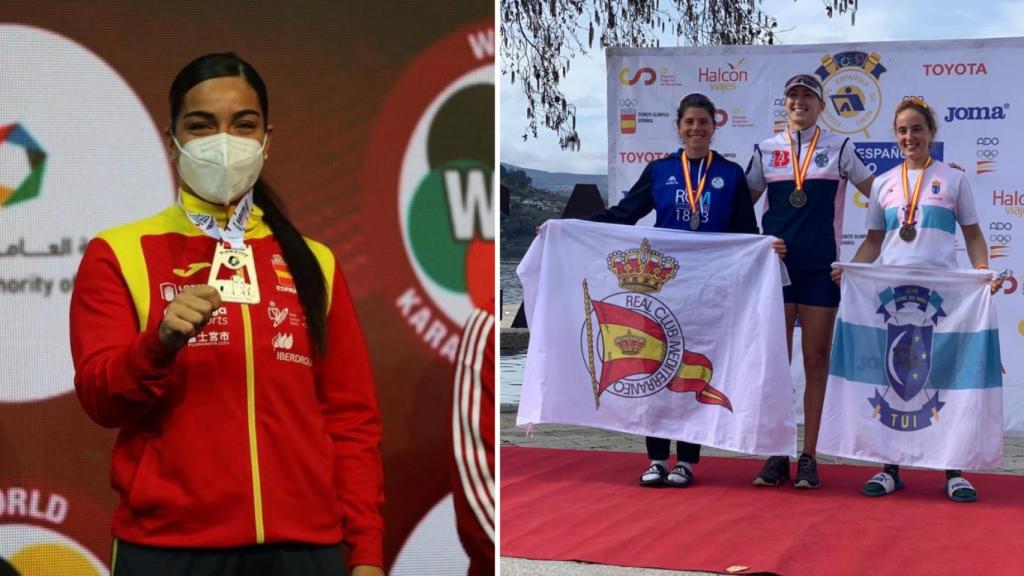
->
<box><xmin>0</xmin><ymin>2</ymin><xmax>493</xmax><ymax>574</ymax></box>
<box><xmin>607</xmin><ymin>37</ymin><xmax>1024</xmax><ymax>435</ymax></box>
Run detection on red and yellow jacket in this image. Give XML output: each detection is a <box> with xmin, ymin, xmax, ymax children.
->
<box><xmin>70</xmin><ymin>191</ymin><xmax>383</xmax><ymax>568</ymax></box>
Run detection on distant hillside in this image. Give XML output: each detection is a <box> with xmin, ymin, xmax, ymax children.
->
<box><xmin>501</xmin><ymin>162</ymin><xmax>607</xmax><ymax>202</ymax></box>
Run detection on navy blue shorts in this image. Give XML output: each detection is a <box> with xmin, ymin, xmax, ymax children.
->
<box><xmin>783</xmin><ymin>267</ymin><xmax>840</xmax><ymax>308</ymax></box>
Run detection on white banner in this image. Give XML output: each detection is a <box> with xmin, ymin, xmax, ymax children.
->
<box><xmin>0</xmin><ymin>24</ymin><xmax>172</xmax><ymax>403</ymax></box>
<box><xmin>516</xmin><ymin>219</ymin><xmax>796</xmax><ymax>456</ymax></box>
<box><xmin>607</xmin><ymin>37</ymin><xmax>1024</xmax><ymax>434</ymax></box>
<box><xmin>819</xmin><ymin>263</ymin><xmax>1002</xmax><ymax>470</ymax></box>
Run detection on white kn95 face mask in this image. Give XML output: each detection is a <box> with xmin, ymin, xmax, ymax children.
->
<box><xmin>173</xmin><ymin>132</ymin><xmax>266</xmax><ymax>205</ymax></box>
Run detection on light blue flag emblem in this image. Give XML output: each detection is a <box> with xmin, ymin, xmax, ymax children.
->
<box><xmin>885</xmin><ymin>323</ymin><xmax>932</xmax><ymax>401</ymax></box>
<box><xmin>870</xmin><ymin>285</ymin><xmax>945</xmax><ymax>431</ymax></box>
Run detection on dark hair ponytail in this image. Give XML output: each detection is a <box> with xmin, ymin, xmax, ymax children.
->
<box><xmin>170</xmin><ymin>52</ymin><xmax>328</xmax><ymax>356</ymax></box>
<box><xmin>253</xmin><ymin>181</ymin><xmax>328</xmax><ymax>356</ymax></box>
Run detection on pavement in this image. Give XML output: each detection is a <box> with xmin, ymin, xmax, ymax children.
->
<box><xmin>499</xmin><ymin>411</ymin><xmax>1024</xmax><ymax>575</ymax></box>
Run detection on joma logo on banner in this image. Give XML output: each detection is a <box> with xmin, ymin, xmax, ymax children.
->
<box><xmin>943</xmin><ymin>103</ymin><xmax>1009</xmax><ymax>122</ymax></box>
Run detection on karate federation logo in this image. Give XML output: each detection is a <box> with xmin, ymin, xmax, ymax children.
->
<box><xmin>579</xmin><ymin>239</ymin><xmax>732</xmax><ymax>411</ymax></box>
<box><xmin>870</xmin><ymin>285</ymin><xmax>946</xmax><ymax>431</ymax></box>
<box><xmin>814</xmin><ymin>51</ymin><xmax>887</xmax><ymax>137</ymax></box>
<box><xmin>361</xmin><ymin>22</ymin><xmax>493</xmax><ymax>362</ymax></box>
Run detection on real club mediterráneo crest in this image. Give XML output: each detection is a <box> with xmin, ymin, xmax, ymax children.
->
<box><xmin>871</xmin><ymin>285</ymin><xmax>946</xmax><ymax>431</ymax></box>
<box><xmin>580</xmin><ymin>239</ymin><xmax>732</xmax><ymax>412</ymax></box>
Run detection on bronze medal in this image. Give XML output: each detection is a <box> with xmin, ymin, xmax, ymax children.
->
<box><xmin>789</xmin><ymin>188</ymin><xmax>807</xmax><ymax>208</ymax></box>
<box><xmin>900</xmin><ymin>158</ymin><xmax>933</xmax><ymax>243</ymax></box>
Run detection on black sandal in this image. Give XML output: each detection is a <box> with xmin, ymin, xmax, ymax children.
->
<box><xmin>639</xmin><ymin>463</ymin><xmax>668</xmax><ymax>486</ymax></box>
<box><xmin>666</xmin><ymin>463</ymin><xmax>694</xmax><ymax>487</ymax></box>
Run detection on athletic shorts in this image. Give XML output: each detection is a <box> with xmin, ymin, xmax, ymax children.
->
<box><xmin>782</xmin><ymin>267</ymin><xmax>840</xmax><ymax>308</ymax></box>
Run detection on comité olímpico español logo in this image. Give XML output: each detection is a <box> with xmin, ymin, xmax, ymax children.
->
<box><xmin>814</xmin><ymin>50</ymin><xmax>887</xmax><ymax>137</ymax></box>
<box><xmin>579</xmin><ymin>239</ymin><xmax>732</xmax><ymax>411</ymax></box>
<box><xmin>870</xmin><ymin>285</ymin><xmax>946</xmax><ymax>431</ymax></box>
<box><xmin>0</xmin><ymin>123</ymin><xmax>46</xmax><ymax>207</ymax></box>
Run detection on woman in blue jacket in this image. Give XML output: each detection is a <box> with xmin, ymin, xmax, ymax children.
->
<box><xmin>587</xmin><ymin>92</ymin><xmax>784</xmax><ymax>487</ymax></box>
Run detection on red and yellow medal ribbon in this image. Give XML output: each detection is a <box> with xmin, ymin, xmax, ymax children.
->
<box><xmin>681</xmin><ymin>151</ymin><xmax>714</xmax><ymax>215</ymax></box>
<box><xmin>901</xmin><ymin>157</ymin><xmax>933</xmax><ymax>226</ymax></box>
<box><xmin>785</xmin><ymin>126</ymin><xmax>820</xmax><ymax>192</ymax></box>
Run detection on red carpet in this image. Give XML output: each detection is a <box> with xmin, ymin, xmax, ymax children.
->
<box><xmin>501</xmin><ymin>446</ymin><xmax>1024</xmax><ymax>575</ymax></box>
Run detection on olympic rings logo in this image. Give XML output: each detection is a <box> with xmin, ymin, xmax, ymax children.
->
<box><xmin>618</xmin><ymin>98</ymin><xmax>638</xmax><ymax>109</ymax></box>
<box><xmin>977</xmin><ymin>137</ymin><xmax>1000</xmax><ymax>146</ymax></box>
<box><xmin>835</xmin><ymin>53</ymin><xmax>867</xmax><ymax>67</ymax></box>
<box><xmin>991</xmin><ymin>222</ymin><xmax>1013</xmax><ymax>231</ymax></box>
<box><xmin>978</xmin><ymin>149</ymin><xmax>999</xmax><ymax>159</ymax></box>
<box><xmin>991</xmin><ymin>234</ymin><xmax>1012</xmax><ymax>244</ymax></box>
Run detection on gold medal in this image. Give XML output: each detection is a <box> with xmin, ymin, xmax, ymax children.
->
<box><xmin>899</xmin><ymin>157</ymin><xmax>933</xmax><ymax>244</ymax></box>
<box><xmin>209</xmin><ymin>243</ymin><xmax>260</xmax><ymax>304</ymax></box>
<box><xmin>785</xmin><ymin>127</ymin><xmax>820</xmax><ymax>209</ymax></box>
<box><xmin>681</xmin><ymin>151</ymin><xmax>713</xmax><ymax>231</ymax></box>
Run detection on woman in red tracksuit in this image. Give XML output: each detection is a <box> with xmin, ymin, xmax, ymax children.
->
<box><xmin>70</xmin><ymin>53</ymin><xmax>384</xmax><ymax>576</ymax></box>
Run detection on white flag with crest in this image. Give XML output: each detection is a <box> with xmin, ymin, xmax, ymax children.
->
<box><xmin>819</xmin><ymin>263</ymin><xmax>1003</xmax><ymax>470</ymax></box>
<box><xmin>516</xmin><ymin>219</ymin><xmax>796</xmax><ymax>456</ymax></box>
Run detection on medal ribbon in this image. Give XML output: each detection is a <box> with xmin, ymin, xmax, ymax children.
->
<box><xmin>900</xmin><ymin>157</ymin><xmax>933</xmax><ymax>226</ymax></box>
<box><xmin>181</xmin><ymin>190</ymin><xmax>254</xmax><ymax>249</ymax></box>
<box><xmin>785</xmin><ymin>126</ymin><xmax>820</xmax><ymax>191</ymax></box>
<box><xmin>681</xmin><ymin>151</ymin><xmax>713</xmax><ymax>216</ymax></box>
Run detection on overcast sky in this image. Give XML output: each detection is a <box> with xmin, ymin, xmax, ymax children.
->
<box><xmin>499</xmin><ymin>0</ymin><xmax>1024</xmax><ymax>174</ymax></box>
